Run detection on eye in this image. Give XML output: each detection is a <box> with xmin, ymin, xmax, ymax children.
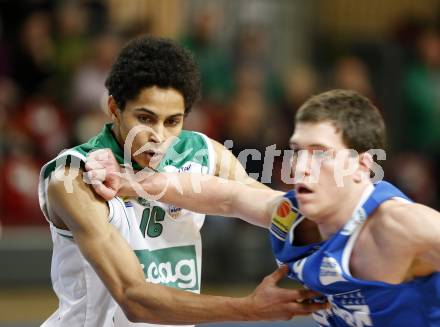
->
<box><xmin>165</xmin><ymin>118</ymin><xmax>181</xmax><ymax>126</ymax></box>
<box><xmin>312</xmin><ymin>150</ymin><xmax>327</xmax><ymax>159</ymax></box>
<box><xmin>138</xmin><ymin>115</ymin><xmax>154</xmax><ymax>124</ymax></box>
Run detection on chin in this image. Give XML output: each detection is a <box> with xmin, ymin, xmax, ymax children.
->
<box><xmin>131</xmin><ymin>155</ymin><xmax>149</xmax><ymax>169</ymax></box>
<box><xmin>298</xmin><ymin>203</ymin><xmax>321</xmax><ymax>220</ymax></box>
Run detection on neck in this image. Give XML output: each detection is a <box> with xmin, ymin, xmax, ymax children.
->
<box><xmin>111</xmin><ymin>124</ymin><xmax>124</xmax><ymax>148</ymax></box>
<box><xmin>316</xmin><ymin>182</ymin><xmax>372</xmax><ymax>239</ymax></box>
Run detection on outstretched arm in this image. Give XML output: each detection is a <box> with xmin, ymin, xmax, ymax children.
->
<box><xmin>86</xmin><ymin>149</ymin><xmax>283</xmax><ymax>228</ymax></box>
<box><xmin>49</xmin><ymin>165</ymin><xmax>327</xmax><ymax>324</ymax></box>
<box><xmin>131</xmin><ymin>172</ymin><xmax>282</xmax><ymax>228</ymax></box>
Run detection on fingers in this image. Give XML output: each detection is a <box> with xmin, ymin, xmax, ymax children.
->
<box><xmin>88</xmin><ymin>149</ymin><xmax>112</xmax><ymax>162</ymax></box>
<box><xmin>265</xmin><ymin>286</ymin><xmax>325</xmax><ymax>306</ymax></box>
<box><xmin>85</xmin><ymin>169</ymin><xmax>107</xmax><ymax>183</ymax></box>
<box><xmin>286</xmin><ymin>300</ymin><xmax>330</xmax><ymax>317</ymax></box>
<box><xmin>87</xmin><ymin>149</ymin><xmax>120</xmax><ymax>171</ymax></box>
<box><xmin>92</xmin><ymin>181</ymin><xmax>117</xmax><ymax>201</ymax></box>
<box><xmin>293</xmin><ymin>289</ymin><xmax>324</xmax><ymax>302</ymax></box>
<box><xmin>85</xmin><ymin>160</ymin><xmax>104</xmax><ymax>172</ymax></box>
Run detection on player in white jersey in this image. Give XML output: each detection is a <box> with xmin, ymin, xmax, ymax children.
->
<box><xmin>39</xmin><ymin>36</ymin><xmax>327</xmax><ymax>327</ymax></box>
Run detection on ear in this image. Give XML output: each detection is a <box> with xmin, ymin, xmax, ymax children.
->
<box><xmin>353</xmin><ymin>152</ymin><xmax>373</xmax><ymax>183</ymax></box>
<box><xmin>108</xmin><ymin>96</ymin><xmax>121</xmax><ymax>122</ymax></box>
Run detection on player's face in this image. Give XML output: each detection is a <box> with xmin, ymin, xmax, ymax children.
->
<box><xmin>289</xmin><ymin>121</ymin><xmax>358</xmax><ymax>222</ymax></box>
<box><xmin>111</xmin><ymin>86</ymin><xmax>185</xmax><ymax>168</ymax></box>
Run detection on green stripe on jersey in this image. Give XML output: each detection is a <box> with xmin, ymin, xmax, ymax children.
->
<box><xmin>43</xmin><ymin>123</ymin><xmax>210</xmax><ymax>178</ymax></box>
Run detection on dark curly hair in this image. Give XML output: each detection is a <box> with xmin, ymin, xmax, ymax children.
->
<box><xmin>105</xmin><ymin>36</ymin><xmax>201</xmax><ymax>113</ymax></box>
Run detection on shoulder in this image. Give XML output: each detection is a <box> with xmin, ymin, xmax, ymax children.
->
<box><xmin>47</xmin><ymin>165</ymin><xmax>108</xmax><ymax>217</ymax></box>
<box><xmin>178</xmin><ymin>130</ymin><xmax>210</xmax><ymax>147</ymax></box>
<box><xmin>378</xmin><ymin>200</ymin><xmax>437</xmax><ymax>225</ymax></box>
<box><xmin>371</xmin><ymin>200</ymin><xmax>438</xmax><ymax>247</ymax></box>
<box><xmin>47</xmin><ymin>166</ymin><xmax>87</xmax><ymax>204</ymax></box>
<box><xmin>174</xmin><ymin>130</ymin><xmax>213</xmax><ymax>158</ymax></box>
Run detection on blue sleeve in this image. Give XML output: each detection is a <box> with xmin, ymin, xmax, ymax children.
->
<box><xmin>269</xmin><ymin>190</ymin><xmax>300</xmax><ymax>261</ymax></box>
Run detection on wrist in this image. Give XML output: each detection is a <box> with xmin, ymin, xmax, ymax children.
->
<box><xmin>236</xmin><ymin>295</ymin><xmax>257</xmax><ymax>321</ymax></box>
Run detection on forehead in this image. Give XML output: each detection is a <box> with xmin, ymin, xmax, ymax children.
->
<box><xmin>290</xmin><ymin>121</ymin><xmax>346</xmax><ymax>149</ymax></box>
<box><xmin>126</xmin><ymin>86</ymin><xmax>185</xmax><ymax>115</ymax></box>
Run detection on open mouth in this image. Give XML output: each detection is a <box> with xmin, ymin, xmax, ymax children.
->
<box><xmin>296</xmin><ymin>184</ymin><xmax>313</xmax><ymax>194</ymax></box>
<box><xmin>145</xmin><ymin>150</ymin><xmax>163</xmax><ymax>157</ymax></box>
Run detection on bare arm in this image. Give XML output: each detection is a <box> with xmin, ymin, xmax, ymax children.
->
<box><xmin>86</xmin><ymin>148</ymin><xmax>282</xmax><ymax>228</ymax></box>
<box><xmin>126</xmin><ymin>172</ymin><xmax>283</xmax><ymax>228</ymax></box>
<box><xmin>49</xmin><ymin>166</ymin><xmax>326</xmax><ymax>324</ymax></box>
<box><xmin>402</xmin><ymin>203</ymin><xmax>440</xmax><ymax>270</ymax></box>
<box><xmin>375</xmin><ymin>202</ymin><xmax>440</xmax><ymax>276</ymax></box>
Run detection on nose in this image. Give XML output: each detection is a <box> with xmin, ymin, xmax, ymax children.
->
<box><xmin>149</xmin><ymin>123</ymin><xmax>165</xmax><ymax>144</ymax></box>
<box><xmin>292</xmin><ymin>150</ymin><xmax>313</xmax><ymax>181</ymax></box>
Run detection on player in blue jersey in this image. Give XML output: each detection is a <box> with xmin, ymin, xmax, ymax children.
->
<box><xmin>88</xmin><ymin>89</ymin><xmax>440</xmax><ymax>327</ymax></box>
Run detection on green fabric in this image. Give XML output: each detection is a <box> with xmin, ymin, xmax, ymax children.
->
<box><xmin>43</xmin><ymin>123</ymin><xmax>210</xmax><ymax>178</ymax></box>
<box><xmin>403</xmin><ymin>64</ymin><xmax>440</xmax><ymax>152</ymax></box>
<box><xmin>73</xmin><ymin>123</ymin><xmax>141</xmax><ymax>169</ymax></box>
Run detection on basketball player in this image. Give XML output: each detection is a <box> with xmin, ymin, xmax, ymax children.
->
<box><xmin>39</xmin><ymin>36</ymin><xmax>327</xmax><ymax>326</ymax></box>
<box><xmin>89</xmin><ymin>90</ymin><xmax>440</xmax><ymax>326</ymax></box>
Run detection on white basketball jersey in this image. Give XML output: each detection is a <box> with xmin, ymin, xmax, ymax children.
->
<box><xmin>38</xmin><ymin>124</ymin><xmax>215</xmax><ymax>327</ymax></box>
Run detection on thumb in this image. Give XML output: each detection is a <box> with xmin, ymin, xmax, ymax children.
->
<box><xmin>106</xmin><ymin>172</ymin><xmax>121</xmax><ymax>190</ymax></box>
<box><xmin>93</xmin><ymin>181</ymin><xmax>117</xmax><ymax>201</ymax></box>
<box><xmin>266</xmin><ymin>265</ymin><xmax>289</xmax><ymax>284</ymax></box>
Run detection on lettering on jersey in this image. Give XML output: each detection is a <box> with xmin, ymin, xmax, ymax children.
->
<box><xmin>137</xmin><ymin>196</ymin><xmax>182</xmax><ymax>220</ymax></box>
<box><xmin>137</xmin><ymin>197</ymin><xmax>150</xmax><ymax>207</ymax></box>
<box><xmin>163</xmin><ymin>161</ymin><xmax>204</xmax><ymax>174</ymax></box>
<box><xmin>319</xmin><ymin>256</ymin><xmax>347</xmax><ymax>285</ymax></box>
<box><xmin>135</xmin><ymin>245</ymin><xmax>198</xmax><ymax>290</ymax></box>
<box><xmin>271</xmin><ymin>199</ymin><xmax>298</xmax><ymax>240</ymax></box>
<box><xmin>341</xmin><ymin>208</ymin><xmax>367</xmax><ymax>236</ymax></box>
<box><xmin>178</xmin><ymin>163</ymin><xmax>192</xmax><ymax>172</ymax></box>
<box><xmin>313</xmin><ymin>291</ymin><xmax>372</xmax><ymax>327</ymax></box>
<box><xmin>168</xmin><ymin>205</ymin><xmax>182</xmax><ymax>219</ymax></box>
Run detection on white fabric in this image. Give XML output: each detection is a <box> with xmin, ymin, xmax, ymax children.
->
<box><xmin>39</xmin><ymin>132</ymin><xmax>215</xmax><ymax>327</ymax></box>
<box><xmin>39</xmin><ymin>150</ymin><xmax>130</xmax><ymax>326</ymax></box>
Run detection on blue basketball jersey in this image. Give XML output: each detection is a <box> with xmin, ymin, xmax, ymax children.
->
<box><xmin>270</xmin><ymin>181</ymin><xmax>440</xmax><ymax>326</ymax></box>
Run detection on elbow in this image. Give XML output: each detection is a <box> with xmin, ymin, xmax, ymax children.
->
<box><xmin>218</xmin><ymin>196</ymin><xmax>234</xmax><ymax>216</ymax></box>
<box><xmin>123</xmin><ymin>307</ymin><xmax>139</xmax><ymax>323</ymax></box>
<box><xmin>119</xmin><ymin>299</ymin><xmax>146</xmax><ymax>323</ymax></box>
<box><xmin>125</xmin><ymin>308</ymin><xmax>142</xmax><ymax>323</ymax></box>
<box><xmin>217</xmin><ymin>182</ymin><xmax>240</xmax><ymax>216</ymax></box>
<box><xmin>118</xmin><ymin>285</ymin><xmax>156</xmax><ymax>324</ymax></box>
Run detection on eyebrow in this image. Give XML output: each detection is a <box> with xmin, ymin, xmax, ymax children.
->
<box><xmin>133</xmin><ymin>107</ymin><xmax>184</xmax><ymax>119</ymax></box>
<box><xmin>289</xmin><ymin>141</ymin><xmax>331</xmax><ymax>150</ymax></box>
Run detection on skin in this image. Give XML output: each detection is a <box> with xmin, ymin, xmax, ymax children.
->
<box><xmin>288</xmin><ymin>122</ymin><xmax>370</xmax><ymax>238</ymax></box>
<box><xmin>108</xmin><ymin>86</ymin><xmax>264</xmax><ymax>187</ymax></box>
<box><xmin>47</xmin><ymin>87</ymin><xmax>328</xmax><ymax>323</ymax></box>
<box><xmin>87</xmin><ymin>120</ymin><xmax>440</xmax><ymax>287</ymax></box>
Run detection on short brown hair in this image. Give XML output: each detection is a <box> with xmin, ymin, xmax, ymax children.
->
<box><xmin>295</xmin><ymin>89</ymin><xmax>386</xmax><ymax>152</ymax></box>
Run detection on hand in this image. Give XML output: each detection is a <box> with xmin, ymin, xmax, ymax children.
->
<box><xmin>85</xmin><ymin>149</ymin><xmax>122</xmax><ymax>201</ymax></box>
<box><xmin>243</xmin><ymin>266</ymin><xmax>328</xmax><ymax>321</ymax></box>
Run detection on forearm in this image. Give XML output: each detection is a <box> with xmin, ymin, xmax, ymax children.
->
<box><xmin>124</xmin><ymin>267</ymin><xmax>327</xmax><ymax>324</ymax></box>
<box><xmin>125</xmin><ymin>283</ymin><xmax>252</xmax><ymax>324</ymax></box>
<box><xmin>121</xmin><ymin>172</ymin><xmax>239</xmax><ymax>217</ymax></box>
<box><xmin>119</xmin><ymin>172</ymin><xmax>280</xmax><ymax>227</ymax></box>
